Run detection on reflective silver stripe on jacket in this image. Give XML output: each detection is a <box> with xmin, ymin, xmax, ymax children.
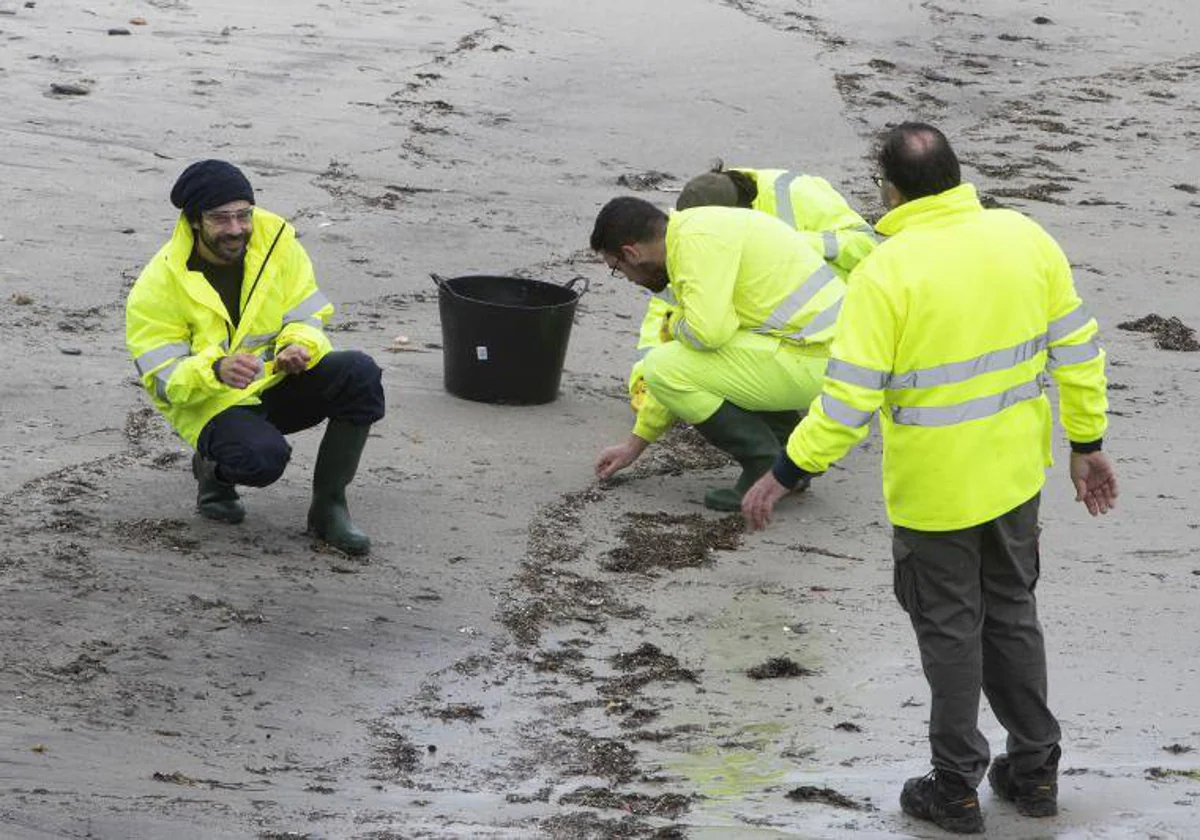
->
<box><xmin>282</xmin><ymin>290</ymin><xmax>331</xmax><ymax>325</ymax></box>
<box><xmin>635</xmin><ymin>346</ymin><xmax>652</xmax><ymax>362</ymax></box>
<box><xmin>890</xmin><ymin>377</ymin><xmax>1043</xmax><ymax>427</ymax></box>
<box><xmin>239</xmin><ymin>331</ymin><xmax>278</xmax><ymax>351</ymax></box>
<box><xmin>887</xmin><ymin>334</ymin><xmax>1048</xmax><ymax>390</ymax></box>
<box><xmin>1048</xmin><ymin>304</ymin><xmax>1091</xmax><ymax>342</ymax></box>
<box><xmin>1047</xmin><ymin>339</ymin><xmax>1101</xmax><ymax>368</ymax></box>
<box><xmin>134</xmin><ymin>341</ymin><xmax>191</xmax><ymax>376</ymax></box>
<box><xmin>822</xmin><ymin>231</ymin><xmax>839</xmax><ymax>261</ymax></box>
<box><xmin>784</xmin><ymin>299</ymin><xmax>842</xmax><ymax>342</ymax></box>
<box><xmin>153</xmin><ymin>360</ymin><xmax>184</xmax><ymax>402</ymax></box>
<box><xmin>654</xmin><ymin>288</ymin><xmax>678</xmax><ymax>307</ymax></box>
<box><xmin>822</xmin><ymin>393</ymin><xmax>874</xmax><ymax>428</ymax></box>
<box><xmin>826</xmin><ymin>358</ymin><xmax>890</xmax><ymax>391</ymax></box>
<box><xmin>674</xmin><ymin>317</ymin><xmax>705</xmax><ymax>349</ymax></box>
<box><xmin>773</xmin><ymin>171</ymin><xmax>799</xmax><ymax>228</ymax></box>
<box><xmin>755</xmin><ymin>264</ymin><xmax>837</xmax><ymax>333</ymax></box>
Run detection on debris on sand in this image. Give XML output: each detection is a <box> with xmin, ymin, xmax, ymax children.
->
<box><xmin>151</xmin><ymin>770</ymin><xmax>252</xmax><ymax>790</ymax></box>
<box><xmin>49</xmin><ymin>81</ymin><xmax>92</xmax><ymax>96</ymax></box>
<box><xmin>633</xmin><ymin>425</ymin><xmax>731</xmax><ymax>476</ymax></box>
<box><xmin>369</xmin><ymin>726</ymin><xmax>422</xmax><ymax>777</ymax></box>
<box><xmin>48</xmin><ymin>653</ymin><xmax>108</xmax><ymax>682</ymax></box>
<box><xmin>786</xmin><ymin>785</ymin><xmax>876</xmax><ymax>811</ymax></box>
<box><xmin>746</xmin><ymin>656</ymin><xmax>814</xmax><ymax>680</ymax></box>
<box><xmin>1146</xmin><ymin>766</ymin><xmax>1200</xmax><ymax>782</ymax></box>
<box><xmin>426</xmin><ymin>703</ymin><xmax>484</xmax><ymax>722</ymax></box>
<box><xmin>617</xmin><ymin>170</ymin><xmax>673</xmax><ymax>190</ymax></box>
<box><xmin>531</xmin><ymin>645</ymin><xmax>589</xmax><ymax>676</ymax></box>
<box><xmin>601</xmin><ymin>643</ymin><xmax>700</xmax><ymax>700</ymax></box>
<box><xmin>540</xmin><ymin>811</ymin><xmax>682</xmax><ymax>839</ymax></box>
<box><xmin>603</xmin><ymin>512</ymin><xmax>742</xmax><ymax>575</ymax></box>
<box><xmin>114</xmin><ymin>518</ymin><xmax>200</xmax><ymax>553</ymax></box>
<box><xmin>1163</xmin><ymin>744</ymin><xmax>1194</xmax><ymax>755</ymax></box>
<box><xmin>557</xmin><ymin>729</ymin><xmax>640</xmax><ymax>784</ymax></box>
<box><xmin>1118</xmin><ymin>314</ymin><xmax>1200</xmax><ymax>351</ymax></box>
<box><xmin>986</xmin><ymin>182</ymin><xmax>1071</xmax><ymax>204</ymax></box>
<box><xmin>610</xmin><ymin>643</ymin><xmax>682</xmax><ymax>672</ymax></box>
<box><xmin>559</xmin><ymin>785</ymin><xmax>694</xmax><ymax>818</ymax></box>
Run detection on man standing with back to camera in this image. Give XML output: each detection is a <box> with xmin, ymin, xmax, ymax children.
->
<box><xmin>126</xmin><ymin>160</ymin><xmax>385</xmax><ymax>555</ymax></box>
<box><xmin>742</xmin><ymin>123</ymin><xmax>1117</xmax><ymax>833</ymax></box>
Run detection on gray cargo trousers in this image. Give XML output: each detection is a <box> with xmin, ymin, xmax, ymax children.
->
<box><xmin>892</xmin><ymin>493</ymin><xmax>1061</xmax><ymax>787</ymax></box>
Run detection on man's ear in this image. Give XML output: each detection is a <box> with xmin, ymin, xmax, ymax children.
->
<box><xmin>619</xmin><ymin>243</ymin><xmax>640</xmax><ymax>263</ymax></box>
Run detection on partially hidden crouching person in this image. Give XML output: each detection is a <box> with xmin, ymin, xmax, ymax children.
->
<box><xmin>125</xmin><ymin>160</ymin><xmax>385</xmax><ymax>555</ymax></box>
<box><xmin>591</xmin><ymin>197</ymin><xmax>844</xmax><ymax>510</ymax></box>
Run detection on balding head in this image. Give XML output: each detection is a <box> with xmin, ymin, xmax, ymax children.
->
<box><xmin>877</xmin><ymin>122</ymin><xmax>961</xmax><ymax>202</ymax></box>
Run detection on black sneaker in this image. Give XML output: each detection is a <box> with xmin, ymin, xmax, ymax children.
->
<box><xmin>988</xmin><ymin>746</ymin><xmax>1059</xmax><ymax>817</ymax></box>
<box><xmin>900</xmin><ymin>770</ymin><xmax>985</xmax><ymax>834</ymax></box>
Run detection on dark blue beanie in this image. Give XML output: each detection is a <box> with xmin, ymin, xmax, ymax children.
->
<box><xmin>170</xmin><ymin>160</ymin><xmax>255</xmax><ymax>217</ymax></box>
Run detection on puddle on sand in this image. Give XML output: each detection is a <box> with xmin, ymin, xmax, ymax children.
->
<box><xmin>665</xmin><ymin>723</ymin><xmax>791</xmax><ymax>797</ymax></box>
<box><xmin>662</xmin><ymin>726</ymin><xmax>806</xmax><ymax>838</ymax></box>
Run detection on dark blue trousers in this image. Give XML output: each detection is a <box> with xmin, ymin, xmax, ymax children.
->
<box><xmin>196</xmin><ymin>350</ymin><xmax>385</xmax><ymax>487</ymax></box>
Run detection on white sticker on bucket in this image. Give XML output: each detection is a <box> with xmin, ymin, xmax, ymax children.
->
<box><xmin>476</xmin><ymin>345</ymin><xmax>489</xmax><ymax>361</ymax></box>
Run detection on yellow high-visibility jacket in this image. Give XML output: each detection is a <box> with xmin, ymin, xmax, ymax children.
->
<box><xmin>785</xmin><ymin>184</ymin><xmax>1108</xmax><ymax>531</ymax></box>
<box><xmin>126</xmin><ymin>209</ymin><xmax>334</xmax><ymax>446</ymax></box>
<box><xmin>734</xmin><ymin>167</ymin><xmax>877</xmax><ymax>279</ymax></box>
<box><xmin>631</xmin><ymin>207</ymin><xmax>843</xmax><ymax>442</ymax></box>
<box><xmin>628</xmin><ymin>169</ymin><xmax>873</xmax><ymax>440</ymax></box>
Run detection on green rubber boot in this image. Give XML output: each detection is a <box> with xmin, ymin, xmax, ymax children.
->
<box><xmin>758</xmin><ymin>409</ymin><xmax>801</xmax><ymax>447</ymax></box>
<box><xmin>694</xmin><ymin>402</ymin><xmax>782</xmax><ymax>512</ymax></box>
<box><xmin>192</xmin><ymin>453</ymin><xmax>245</xmax><ymax>524</ymax></box>
<box><xmin>307</xmin><ymin>419</ymin><xmax>372</xmax><ymax>556</ymax></box>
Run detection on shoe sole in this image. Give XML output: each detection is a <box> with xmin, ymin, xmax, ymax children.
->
<box><xmin>900</xmin><ymin>803</ymin><xmax>984</xmax><ymax>834</ymax></box>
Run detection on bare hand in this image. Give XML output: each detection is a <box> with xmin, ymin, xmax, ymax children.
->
<box><xmin>596</xmin><ymin>436</ymin><xmax>649</xmax><ymax>480</ymax></box>
<box><xmin>217</xmin><ymin>353</ymin><xmax>263</xmax><ymax>389</ymax></box>
<box><xmin>741</xmin><ymin>471</ymin><xmax>790</xmax><ymax>531</ymax></box>
<box><xmin>1070</xmin><ymin>451</ymin><xmax>1118</xmax><ymax>516</ymax></box>
<box><xmin>275</xmin><ymin>344</ymin><xmax>311</xmax><ymax>375</ymax></box>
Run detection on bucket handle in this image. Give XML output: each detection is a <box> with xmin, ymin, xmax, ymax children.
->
<box><xmin>431</xmin><ymin>272</ymin><xmax>449</xmax><ymax>289</ymax></box>
<box><xmin>564</xmin><ymin>275</ymin><xmax>590</xmax><ymax>297</ymax></box>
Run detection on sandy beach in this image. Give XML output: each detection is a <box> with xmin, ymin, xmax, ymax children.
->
<box><xmin>2</xmin><ymin>0</ymin><xmax>1199</xmax><ymax>837</ymax></box>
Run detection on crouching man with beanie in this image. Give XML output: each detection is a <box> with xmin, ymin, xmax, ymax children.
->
<box><xmin>126</xmin><ymin>159</ymin><xmax>385</xmax><ymax>555</ymax></box>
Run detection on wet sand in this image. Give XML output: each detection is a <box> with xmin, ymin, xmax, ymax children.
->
<box><xmin>2</xmin><ymin>0</ymin><xmax>1199</xmax><ymax>837</ymax></box>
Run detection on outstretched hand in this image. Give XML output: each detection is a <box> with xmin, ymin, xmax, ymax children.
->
<box><xmin>741</xmin><ymin>471</ymin><xmax>789</xmax><ymax>531</ymax></box>
<box><xmin>1070</xmin><ymin>451</ymin><xmax>1118</xmax><ymax>516</ymax></box>
<box><xmin>595</xmin><ymin>435</ymin><xmax>649</xmax><ymax>480</ymax></box>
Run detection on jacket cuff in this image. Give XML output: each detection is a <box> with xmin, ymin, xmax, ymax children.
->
<box><xmin>632</xmin><ymin>418</ymin><xmax>667</xmax><ymax>444</ymax></box>
<box><xmin>1070</xmin><ymin>437</ymin><xmax>1103</xmax><ymax>454</ymax></box>
<box><xmin>772</xmin><ymin>452</ymin><xmax>815</xmax><ymax>490</ymax></box>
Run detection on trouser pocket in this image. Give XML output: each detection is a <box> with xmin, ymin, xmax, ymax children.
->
<box><xmin>891</xmin><ymin>532</ymin><xmax>920</xmax><ymax>616</ymax></box>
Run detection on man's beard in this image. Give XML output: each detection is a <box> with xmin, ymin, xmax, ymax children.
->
<box><xmin>200</xmin><ymin>226</ymin><xmax>249</xmax><ymax>264</ymax></box>
<box><xmin>637</xmin><ymin>261</ymin><xmax>670</xmax><ymax>293</ymax></box>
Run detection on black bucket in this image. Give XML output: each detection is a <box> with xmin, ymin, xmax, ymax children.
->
<box><xmin>432</xmin><ymin>273</ymin><xmax>589</xmax><ymax>405</ymax></box>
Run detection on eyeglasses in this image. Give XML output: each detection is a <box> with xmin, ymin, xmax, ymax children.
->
<box><xmin>202</xmin><ymin>207</ymin><xmax>254</xmax><ymax>226</ymax></box>
<box><xmin>871</xmin><ymin>173</ymin><xmax>884</xmax><ymax>188</ymax></box>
